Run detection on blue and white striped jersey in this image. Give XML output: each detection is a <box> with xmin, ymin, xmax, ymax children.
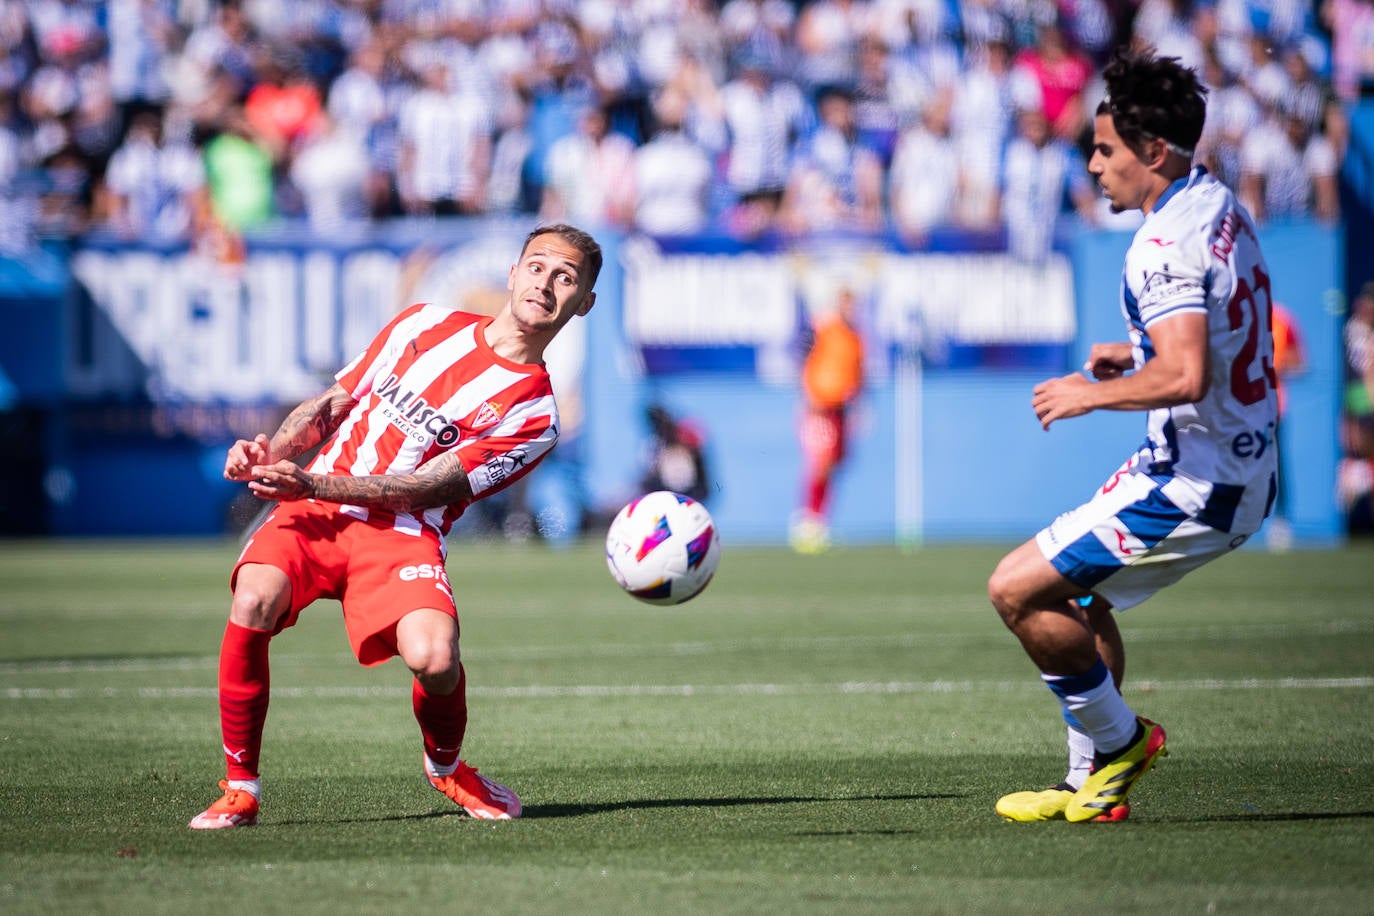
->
<box><xmin>1120</xmin><ymin>166</ymin><xmax>1279</xmax><ymax>535</ymax></box>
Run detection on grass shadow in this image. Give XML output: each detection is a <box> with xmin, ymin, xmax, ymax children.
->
<box><xmin>1172</xmin><ymin>809</ymin><xmax>1374</xmax><ymax>824</ymax></box>
<box><xmin>523</xmin><ymin>792</ymin><xmax>962</xmax><ymax>820</ymax></box>
<box><xmin>271</xmin><ymin>810</ymin><xmax>454</xmax><ymax>827</ymax></box>
<box><xmin>272</xmin><ymin>792</ymin><xmax>964</xmax><ymax>826</ymax></box>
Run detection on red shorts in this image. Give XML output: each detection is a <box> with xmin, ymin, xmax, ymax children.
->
<box><xmin>233</xmin><ymin>500</ymin><xmax>456</xmax><ymax>666</ymax></box>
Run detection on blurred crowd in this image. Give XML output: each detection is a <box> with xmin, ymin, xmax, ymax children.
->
<box><xmin>0</xmin><ymin>0</ymin><xmax>1367</xmax><ymax>258</ymax></box>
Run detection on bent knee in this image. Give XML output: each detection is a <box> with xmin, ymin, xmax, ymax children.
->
<box><xmin>396</xmin><ymin>608</ymin><xmax>461</xmax><ymax>685</ymax></box>
<box><xmin>987</xmin><ymin>544</ymin><xmax>1060</xmax><ymax>625</ymax></box>
<box><xmin>987</xmin><ymin>562</ymin><xmax>1023</xmax><ymax>624</ymax></box>
<box><xmin>402</xmin><ymin>636</ymin><xmax>462</xmax><ymax>687</ymax></box>
<box><xmin>229</xmin><ymin>584</ymin><xmax>289</xmax><ymax>631</ymax></box>
<box><xmin>407</xmin><ymin>641</ymin><xmax>458</xmax><ymax>678</ymax></box>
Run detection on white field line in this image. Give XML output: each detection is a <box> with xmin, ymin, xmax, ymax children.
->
<box><xmin>1</xmin><ymin>619</ymin><xmax>1370</xmax><ymax>675</ymax></box>
<box><xmin>3</xmin><ymin>677</ymin><xmax>1372</xmax><ymax>701</ymax></box>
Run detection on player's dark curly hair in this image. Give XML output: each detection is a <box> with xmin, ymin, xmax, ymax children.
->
<box><xmin>524</xmin><ymin>223</ymin><xmax>603</xmax><ymax>291</ymax></box>
<box><xmin>1097</xmin><ymin>47</ymin><xmax>1208</xmax><ymax>159</ymax></box>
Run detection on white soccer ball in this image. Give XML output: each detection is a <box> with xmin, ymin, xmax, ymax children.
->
<box><xmin>605</xmin><ymin>490</ymin><xmax>721</xmax><ymax>605</ymax></box>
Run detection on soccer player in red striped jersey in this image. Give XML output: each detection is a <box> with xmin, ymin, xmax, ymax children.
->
<box><xmin>190</xmin><ymin>224</ymin><xmax>600</xmax><ymax>828</ymax></box>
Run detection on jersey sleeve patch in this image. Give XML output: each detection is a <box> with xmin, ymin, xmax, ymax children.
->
<box><xmin>468</xmin><ymin>443</ymin><xmax>540</xmax><ymax>495</ymax></box>
<box><xmin>1138</xmin><ymin>268</ymin><xmax>1204</xmax><ymax>311</ymax></box>
<box><xmin>1138</xmin><ymin>265</ymin><xmax>1207</xmax><ymax>326</ymax></box>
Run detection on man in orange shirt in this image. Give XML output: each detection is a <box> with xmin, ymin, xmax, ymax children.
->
<box><xmin>792</xmin><ymin>286</ymin><xmax>865</xmax><ymax>553</ymax></box>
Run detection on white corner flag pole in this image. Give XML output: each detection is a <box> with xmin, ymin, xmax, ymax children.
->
<box><xmin>895</xmin><ymin>308</ymin><xmax>923</xmax><ymax>552</ymax></box>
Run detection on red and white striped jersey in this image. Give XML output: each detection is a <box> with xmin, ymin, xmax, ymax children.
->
<box><xmin>308</xmin><ymin>304</ymin><xmax>560</xmax><ymax>538</ymax></box>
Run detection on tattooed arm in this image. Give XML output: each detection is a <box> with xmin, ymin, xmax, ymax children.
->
<box><xmin>224</xmin><ymin>383</ymin><xmax>358</xmax><ymax>482</ymax></box>
<box><xmin>268</xmin><ymin>383</ymin><xmax>358</xmax><ymax>461</ymax></box>
<box><xmin>247</xmin><ymin>446</ymin><xmax>476</xmax><ymax>512</ymax></box>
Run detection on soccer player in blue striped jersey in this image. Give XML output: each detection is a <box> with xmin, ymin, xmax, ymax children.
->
<box><xmin>987</xmin><ymin>48</ymin><xmax>1279</xmax><ymax>822</ymax></box>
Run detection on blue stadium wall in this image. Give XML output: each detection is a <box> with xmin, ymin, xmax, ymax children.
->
<box><xmin>0</xmin><ymin>218</ymin><xmax>1346</xmax><ymax>545</ymax></box>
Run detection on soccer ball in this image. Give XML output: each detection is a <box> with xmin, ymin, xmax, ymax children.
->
<box><xmin>605</xmin><ymin>490</ymin><xmax>721</xmax><ymax>605</ymax></box>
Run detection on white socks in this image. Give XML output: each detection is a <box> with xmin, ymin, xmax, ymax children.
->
<box><xmin>424</xmin><ymin>754</ymin><xmax>458</xmax><ymax>779</ymax></box>
<box><xmin>1064</xmin><ymin>724</ymin><xmax>1095</xmax><ymax>790</ymax></box>
<box><xmin>1042</xmin><ymin>659</ymin><xmax>1138</xmax><ymax>759</ymax></box>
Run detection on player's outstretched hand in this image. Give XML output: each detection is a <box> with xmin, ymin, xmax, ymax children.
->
<box><xmin>225</xmin><ymin>434</ymin><xmax>271</xmax><ymax>481</ymax></box>
<box><xmin>248</xmin><ymin>461</ymin><xmax>315</xmax><ymax>501</ymax></box>
<box><xmin>1032</xmin><ymin>373</ymin><xmax>1096</xmax><ymax>430</ymax></box>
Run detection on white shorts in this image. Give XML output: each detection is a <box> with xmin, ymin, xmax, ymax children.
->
<box><xmin>1035</xmin><ymin>461</ymin><xmax>1254</xmax><ymax>611</ymax></box>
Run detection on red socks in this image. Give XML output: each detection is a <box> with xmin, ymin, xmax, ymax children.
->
<box><xmin>412</xmin><ymin>666</ymin><xmax>468</xmax><ymax>768</ymax></box>
<box><xmin>218</xmin><ymin>621</ymin><xmax>272</xmax><ymax>780</ymax></box>
<box><xmin>804</xmin><ymin>468</ymin><xmax>830</xmax><ymax>517</ymax></box>
<box><xmin>218</xmin><ymin>622</ymin><xmax>469</xmax><ymax>779</ymax></box>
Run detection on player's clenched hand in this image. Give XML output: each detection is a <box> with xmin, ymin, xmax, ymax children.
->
<box><xmin>1032</xmin><ymin>373</ymin><xmax>1096</xmax><ymax>430</ymax></box>
<box><xmin>1083</xmin><ymin>342</ymin><xmax>1134</xmax><ymax>380</ymax></box>
<box><xmin>247</xmin><ymin>460</ymin><xmax>316</xmax><ymax>501</ymax></box>
<box><xmin>225</xmin><ymin>434</ymin><xmax>271</xmax><ymax>481</ymax></box>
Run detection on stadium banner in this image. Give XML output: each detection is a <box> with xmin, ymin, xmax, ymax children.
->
<box><xmin>64</xmin><ymin>220</ymin><xmax>572</xmax><ymax>410</ymax></box>
<box><xmin>63</xmin><ymin>226</ymin><xmax>1075</xmax><ymax>415</ymax></box>
<box><xmin>621</xmin><ymin>233</ymin><xmax>1076</xmax><ymax>376</ymax></box>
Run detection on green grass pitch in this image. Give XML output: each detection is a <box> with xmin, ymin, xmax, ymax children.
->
<box><xmin>1</xmin><ymin>537</ymin><xmax>1372</xmax><ymax>915</ymax></box>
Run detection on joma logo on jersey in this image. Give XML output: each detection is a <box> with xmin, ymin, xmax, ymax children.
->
<box><xmin>376</xmin><ymin>374</ymin><xmax>455</xmax><ymax>443</ymax></box>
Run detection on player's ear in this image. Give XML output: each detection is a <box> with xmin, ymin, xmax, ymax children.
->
<box><xmin>576</xmin><ymin>290</ymin><xmax>596</xmax><ymax>317</ymax></box>
<box><xmin>1146</xmin><ymin>136</ymin><xmax>1170</xmax><ymax>169</ymax></box>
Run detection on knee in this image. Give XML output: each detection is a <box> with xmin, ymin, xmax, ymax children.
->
<box><xmin>404</xmin><ymin>634</ymin><xmax>462</xmax><ymax>690</ymax></box>
<box><xmin>229</xmin><ymin>582</ymin><xmax>288</xmax><ymax>631</ymax></box>
<box><xmin>987</xmin><ymin>557</ymin><xmax>1026</xmax><ymax>627</ymax></box>
<box><xmin>396</xmin><ymin>608</ymin><xmax>462</xmax><ymax>691</ymax></box>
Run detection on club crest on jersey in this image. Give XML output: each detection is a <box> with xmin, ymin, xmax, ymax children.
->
<box><xmin>472</xmin><ymin>400</ymin><xmax>504</xmax><ymax>430</ymax></box>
